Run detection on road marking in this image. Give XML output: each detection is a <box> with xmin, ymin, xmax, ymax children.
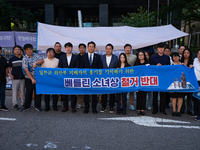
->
<box><xmin>0</xmin><ymin>117</ymin><xmax>16</xmax><ymax>121</ymax></box>
<box><xmin>72</xmin><ymin>146</ymin><xmax>91</xmax><ymax>149</ymax></box>
<box><xmin>44</xmin><ymin>141</ymin><xmax>59</xmax><ymax>149</ymax></box>
<box><xmin>26</xmin><ymin>143</ymin><xmax>38</xmax><ymax>147</ymax></box>
<box><xmin>99</xmin><ymin>116</ymin><xmax>200</xmax><ymax>129</ymax></box>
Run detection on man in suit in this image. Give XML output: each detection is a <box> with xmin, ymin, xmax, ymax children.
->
<box><xmin>77</xmin><ymin>43</ymin><xmax>86</xmax><ymax>109</ymax></box>
<box><xmin>100</xmin><ymin>43</ymin><xmax>118</xmax><ymax>113</ymax></box>
<box><xmin>80</xmin><ymin>41</ymin><xmax>102</xmax><ymax>114</ymax></box>
<box><xmin>58</xmin><ymin>42</ymin><xmax>79</xmax><ymax>113</ymax></box>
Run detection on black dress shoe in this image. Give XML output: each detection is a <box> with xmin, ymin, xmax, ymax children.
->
<box><xmin>122</xmin><ymin>111</ymin><xmax>126</xmax><ymax>115</ymax></box>
<box><xmin>83</xmin><ymin>110</ymin><xmax>89</xmax><ymax>114</ymax></box>
<box><xmin>152</xmin><ymin>111</ymin><xmax>158</xmax><ymax>115</ymax></box>
<box><xmin>44</xmin><ymin>107</ymin><xmax>50</xmax><ymax>112</ymax></box>
<box><xmin>161</xmin><ymin>111</ymin><xmax>167</xmax><ymax>115</ymax></box>
<box><xmin>116</xmin><ymin>110</ymin><xmax>121</xmax><ymax>115</ymax></box>
<box><xmin>172</xmin><ymin>112</ymin><xmax>176</xmax><ymax>116</ymax></box>
<box><xmin>177</xmin><ymin>112</ymin><xmax>181</xmax><ymax>117</ymax></box>
<box><xmin>140</xmin><ymin>111</ymin><xmax>145</xmax><ymax>115</ymax></box>
<box><xmin>92</xmin><ymin>110</ymin><xmax>98</xmax><ymax>114</ymax></box>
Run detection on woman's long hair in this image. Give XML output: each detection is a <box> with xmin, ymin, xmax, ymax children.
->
<box><xmin>117</xmin><ymin>53</ymin><xmax>129</xmax><ymax>68</ymax></box>
<box><xmin>180</xmin><ymin>48</ymin><xmax>193</xmax><ymax>66</ymax></box>
<box><xmin>134</xmin><ymin>50</ymin><xmax>147</xmax><ymax>66</ymax></box>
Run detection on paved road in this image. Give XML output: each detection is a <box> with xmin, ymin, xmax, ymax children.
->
<box><xmin>0</xmin><ymin>97</ymin><xmax>200</xmax><ymax>150</ymax></box>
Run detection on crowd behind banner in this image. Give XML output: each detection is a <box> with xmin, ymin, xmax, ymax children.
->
<box><xmin>0</xmin><ymin>41</ymin><xmax>200</xmax><ymax>121</ymax></box>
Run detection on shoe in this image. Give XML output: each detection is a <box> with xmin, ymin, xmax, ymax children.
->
<box><xmin>0</xmin><ymin>105</ymin><xmax>8</xmax><ymax>111</ymax></box>
<box><xmin>83</xmin><ymin>110</ymin><xmax>89</xmax><ymax>114</ymax></box>
<box><xmin>35</xmin><ymin>107</ymin><xmax>43</xmax><ymax>112</ymax></box>
<box><xmin>172</xmin><ymin>112</ymin><xmax>176</xmax><ymax>116</ymax></box>
<box><xmin>195</xmin><ymin>116</ymin><xmax>200</xmax><ymax>121</ymax></box>
<box><xmin>61</xmin><ymin>108</ymin><xmax>68</xmax><ymax>112</ymax></box>
<box><xmin>77</xmin><ymin>105</ymin><xmax>82</xmax><ymax>109</ymax></box>
<box><xmin>72</xmin><ymin>108</ymin><xmax>76</xmax><ymax>113</ymax></box>
<box><xmin>188</xmin><ymin>114</ymin><xmax>197</xmax><ymax>118</ymax></box>
<box><xmin>122</xmin><ymin>110</ymin><xmax>126</xmax><ymax>115</ymax></box>
<box><xmin>13</xmin><ymin>104</ymin><xmax>19</xmax><ymax>110</ymax></box>
<box><xmin>92</xmin><ymin>110</ymin><xmax>98</xmax><ymax>114</ymax></box>
<box><xmin>53</xmin><ymin>107</ymin><xmax>58</xmax><ymax>111</ymax></box>
<box><xmin>137</xmin><ymin>111</ymin><xmax>141</xmax><ymax>115</ymax></box>
<box><xmin>140</xmin><ymin>111</ymin><xmax>145</xmax><ymax>115</ymax></box>
<box><xmin>129</xmin><ymin>105</ymin><xmax>136</xmax><ymax>111</ymax></box>
<box><xmin>109</xmin><ymin>108</ymin><xmax>114</xmax><ymax>114</ymax></box>
<box><xmin>177</xmin><ymin>112</ymin><xmax>181</xmax><ymax>117</ymax></box>
<box><xmin>21</xmin><ymin>107</ymin><xmax>30</xmax><ymax>112</ymax></box>
<box><xmin>180</xmin><ymin>111</ymin><xmax>185</xmax><ymax>114</ymax></box>
<box><xmin>161</xmin><ymin>111</ymin><xmax>167</xmax><ymax>115</ymax></box>
<box><xmin>116</xmin><ymin>110</ymin><xmax>121</xmax><ymax>115</ymax></box>
<box><xmin>44</xmin><ymin>107</ymin><xmax>50</xmax><ymax>112</ymax></box>
<box><xmin>152</xmin><ymin>111</ymin><xmax>158</xmax><ymax>115</ymax></box>
<box><xmin>147</xmin><ymin>106</ymin><xmax>151</xmax><ymax>111</ymax></box>
<box><xmin>100</xmin><ymin>108</ymin><xmax>106</xmax><ymax>113</ymax></box>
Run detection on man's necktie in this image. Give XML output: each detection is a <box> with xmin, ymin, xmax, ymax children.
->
<box><xmin>90</xmin><ymin>54</ymin><xmax>92</xmax><ymax>66</ymax></box>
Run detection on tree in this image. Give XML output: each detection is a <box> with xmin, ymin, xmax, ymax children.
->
<box><xmin>0</xmin><ymin>0</ymin><xmax>44</xmax><ymax>31</ymax></box>
<box><xmin>122</xmin><ymin>7</ymin><xmax>156</xmax><ymax>27</ymax></box>
<box><xmin>160</xmin><ymin>0</ymin><xmax>200</xmax><ymax>46</ymax></box>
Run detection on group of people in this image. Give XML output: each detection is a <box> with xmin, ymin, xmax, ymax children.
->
<box><xmin>0</xmin><ymin>41</ymin><xmax>200</xmax><ymax>121</ymax></box>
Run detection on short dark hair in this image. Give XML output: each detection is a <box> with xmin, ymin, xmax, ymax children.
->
<box><xmin>46</xmin><ymin>48</ymin><xmax>55</xmax><ymax>54</ymax></box>
<box><xmin>78</xmin><ymin>43</ymin><xmax>86</xmax><ymax>48</ymax></box>
<box><xmin>23</xmin><ymin>44</ymin><xmax>33</xmax><ymax>51</ymax></box>
<box><xmin>172</xmin><ymin>52</ymin><xmax>180</xmax><ymax>57</ymax></box>
<box><xmin>124</xmin><ymin>44</ymin><xmax>132</xmax><ymax>49</ymax></box>
<box><xmin>105</xmin><ymin>43</ymin><xmax>114</xmax><ymax>50</ymax></box>
<box><xmin>164</xmin><ymin>47</ymin><xmax>171</xmax><ymax>51</ymax></box>
<box><xmin>87</xmin><ymin>41</ymin><xmax>96</xmax><ymax>47</ymax></box>
<box><xmin>64</xmin><ymin>42</ymin><xmax>73</xmax><ymax>48</ymax></box>
<box><xmin>157</xmin><ymin>42</ymin><xmax>165</xmax><ymax>48</ymax></box>
<box><xmin>0</xmin><ymin>46</ymin><xmax>2</xmax><ymax>50</ymax></box>
<box><xmin>54</xmin><ymin>42</ymin><xmax>61</xmax><ymax>47</ymax></box>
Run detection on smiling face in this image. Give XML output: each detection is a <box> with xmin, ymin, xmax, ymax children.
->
<box><xmin>172</xmin><ymin>55</ymin><xmax>180</xmax><ymax>63</ymax></box>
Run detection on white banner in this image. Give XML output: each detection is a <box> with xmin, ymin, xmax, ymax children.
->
<box><xmin>37</xmin><ymin>22</ymin><xmax>188</xmax><ymax>52</ymax></box>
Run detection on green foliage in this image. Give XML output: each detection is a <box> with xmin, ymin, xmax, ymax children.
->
<box><xmin>0</xmin><ymin>0</ymin><xmax>44</xmax><ymax>31</ymax></box>
<box><xmin>122</xmin><ymin>7</ymin><xmax>156</xmax><ymax>27</ymax></box>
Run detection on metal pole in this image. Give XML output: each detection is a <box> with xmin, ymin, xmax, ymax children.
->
<box><xmin>148</xmin><ymin>0</ymin><xmax>150</xmax><ymax>26</ymax></box>
<box><xmin>77</xmin><ymin>10</ymin><xmax>83</xmax><ymax>27</ymax></box>
<box><xmin>157</xmin><ymin>0</ymin><xmax>159</xmax><ymax>26</ymax></box>
<box><xmin>167</xmin><ymin>0</ymin><xmax>169</xmax><ymax>25</ymax></box>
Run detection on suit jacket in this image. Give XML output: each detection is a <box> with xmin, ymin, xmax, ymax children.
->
<box><xmin>101</xmin><ymin>54</ymin><xmax>118</xmax><ymax>69</ymax></box>
<box><xmin>58</xmin><ymin>53</ymin><xmax>79</xmax><ymax>68</ymax></box>
<box><xmin>80</xmin><ymin>53</ymin><xmax>102</xmax><ymax>68</ymax></box>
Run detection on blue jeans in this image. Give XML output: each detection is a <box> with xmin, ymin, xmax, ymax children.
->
<box><xmin>0</xmin><ymin>84</ymin><xmax>6</xmax><ymax>107</ymax></box>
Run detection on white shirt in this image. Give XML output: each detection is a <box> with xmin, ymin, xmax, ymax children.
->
<box><xmin>88</xmin><ymin>52</ymin><xmax>94</xmax><ymax>63</ymax></box>
<box><xmin>41</xmin><ymin>57</ymin><xmax>59</xmax><ymax>68</ymax></box>
<box><xmin>169</xmin><ymin>56</ymin><xmax>173</xmax><ymax>65</ymax></box>
<box><xmin>193</xmin><ymin>58</ymin><xmax>200</xmax><ymax>81</ymax></box>
<box><xmin>67</xmin><ymin>54</ymin><xmax>72</xmax><ymax>66</ymax></box>
<box><xmin>106</xmin><ymin>55</ymin><xmax>112</xmax><ymax>67</ymax></box>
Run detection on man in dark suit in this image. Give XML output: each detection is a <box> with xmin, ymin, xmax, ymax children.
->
<box><xmin>80</xmin><ymin>41</ymin><xmax>102</xmax><ymax>114</ymax></box>
<box><xmin>58</xmin><ymin>42</ymin><xmax>79</xmax><ymax>113</ymax></box>
<box><xmin>100</xmin><ymin>43</ymin><xmax>118</xmax><ymax>113</ymax></box>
